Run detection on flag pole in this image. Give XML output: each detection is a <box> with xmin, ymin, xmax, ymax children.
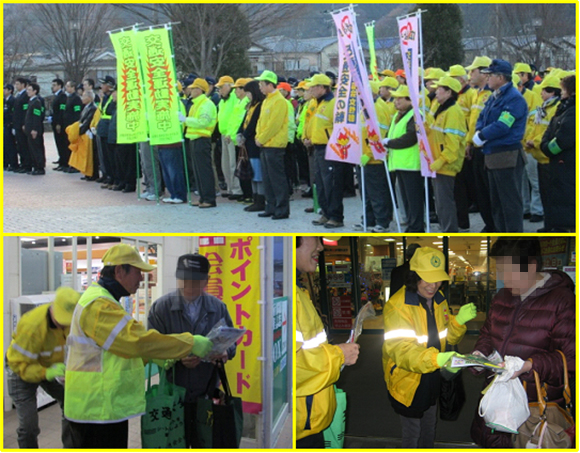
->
<box><xmin>360</xmin><ymin>165</ymin><xmax>367</xmax><ymax>232</ymax></box>
<box><xmin>383</xmin><ymin>160</ymin><xmax>401</xmax><ymax>232</ymax></box>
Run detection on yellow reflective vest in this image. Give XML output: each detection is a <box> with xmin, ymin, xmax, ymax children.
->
<box><xmin>185</xmin><ymin>95</ymin><xmax>217</xmax><ymax>140</ymax></box>
<box><xmin>7</xmin><ymin>304</ymin><xmax>67</xmax><ymax>383</ymax></box>
<box><xmin>296</xmin><ymin>286</ymin><xmax>344</xmax><ymax>440</ymax></box>
<box><xmin>382</xmin><ymin>286</ymin><xmax>467</xmax><ymax>407</ymax></box>
<box><xmin>64</xmin><ymin>282</ymin><xmax>194</xmax><ymax>423</ymax></box>
<box><xmin>426</xmin><ymin>102</ymin><xmax>467</xmax><ymax>177</ymax></box>
<box><xmin>256</xmin><ymin>90</ymin><xmax>288</xmax><ymax>148</ymax></box>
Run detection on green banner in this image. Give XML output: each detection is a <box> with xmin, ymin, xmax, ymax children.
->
<box><xmin>136</xmin><ymin>28</ymin><xmax>183</xmax><ymax>146</ymax></box>
<box><xmin>365</xmin><ymin>23</ymin><xmax>379</xmax><ymax>82</ymax></box>
<box><xmin>110</xmin><ymin>30</ymin><xmax>148</xmax><ymax>143</ymax></box>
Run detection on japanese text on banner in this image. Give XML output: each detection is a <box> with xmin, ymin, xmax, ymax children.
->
<box><xmin>200</xmin><ymin>236</ymin><xmax>262</xmax><ymax>414</ymax></box>
<box><xmin>109</xmin><ymin>30</ymin><xmax>148</xmax><ymax>143</ymax></box>
<box><xmin>136</xmin><ymin>28</ymin><xmax>183</xmax><ymax>146</ymax></box>
<box><xmin>397</xmin><ymin>15</ymin><xmax>435</xmax><ymax>177</ymax></box>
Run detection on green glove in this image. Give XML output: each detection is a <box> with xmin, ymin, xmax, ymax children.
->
<box><xmin>430</xmin><ymin>158</ymin><xmax>445</xmax><ymax>172</ymax></box>
<box><xmin>191</xmin><ymin>335</ymin><xmax>213</xmax><ymax>358</ymax></box>
<box><xmin>150</xmin><ymin>359</ymin><xmax>176</xmax><ymax>370</ymax></box>
<box><xmin>456</xmin><ymin>303</ymin><xmax>477</xmax><ymax>325</ymax></box>
<box><xmin>45</xmin><ymin>363</ymin><xmax>66</xmax><ymax>381</ymax></box>
<box><xmin>436</xmin><ymin>352</ymin><xmax>456</xmax><ymax>368</ymax></box>
<box><xmin>360</xmin><ymin>154</ymin><xmax>371</xmax><ymax>167</ymax></box>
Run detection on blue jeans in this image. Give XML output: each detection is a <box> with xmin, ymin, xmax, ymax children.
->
<box><xmin>158</xmin><ymin>146</ymin><xmax>187</xmax><ymax>201</ymax></box>
<box><xmin>522</xmin><ymin>154</ymin><xmax>543</xmax><ymax>216</ymax></box>
<box><xmin>7</xmin><ymin>368</ymin><xmax>73</xmax><ymax>448</ymax></box>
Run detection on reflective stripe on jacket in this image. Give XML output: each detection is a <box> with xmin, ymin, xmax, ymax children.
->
<box><xmin>309</xmin><ymin>93</ymin><xmax>335</xmax><ymax>145</ymax></box>
<box><xmin>426</xmin><ymin>102</ymin><xmax>467</xmax><ymax>177</ymax></box>
<box><xmin>296</xmin><ymin>286</ymin><xmax>344</xmax><ymax>440</ymax></box>
<box><xmin>382</xmin><ymin>286</ymin><xmax>466</xmax><ymax>407</ymax></box>
<box><xmin>7</xmin><ymin>304</ymin><xmax>67</xmax><ymax>383</ymax></box>
<box><xmin>185</xmin><ymin>95</ymin><xmax>217</xmax><ymax>140</ymax></box>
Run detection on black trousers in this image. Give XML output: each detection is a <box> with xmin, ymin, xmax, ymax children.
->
<box><xmin>99</xmin><ymin>135</ymin><xmax>115</xmax><ymax>183</ymax></box>
<box><xmin>54</xmin><ymin>130</ymin><xmax>70</xmax><ymax>166</ymax></box>
<box><xmin>69</xmin><ymin>420</ymin><xmax>128</xmax><ymax>448</ymax></box>
<box><xmin>4</xmin><ymin>124</ymin><xmax>18</xmax><ymax>168</ymax></box>
<box><xmin>27</xmin><ymin>132</ymin><xmax>45</xmax><ymax>170</ymax></box>
<box><xmin>454</xmin><ymin>158</ymin><xmax>471</xmax><ymax>229</ymax></box>
<box><xmin>295</xmin><ymin>139</ymin><xmax>310</xmax><ymax>185</ymax></box>
<box><xmin>261</xmin><ymin>147</ymin><xmax>289</xmax><ymax>217</ymax></box>
<box><xmin>397</xmin><ymin>170</ymin><xmax>425</xmax><ymax>232</ymax></box>
<box><xmin>191</xmin><ymin>137</ymin><xmax>216</xmax><ymax>204</ymax></box>
<box><xmin>15</xmin><ymin>128</ymin><xmax>32</xmax><ymax>170</ymax></box>
<box><xmin>115</xmin><ymin>143</ymin><xmax>137</xmax><ymax>189</ymax></box>
<box><xmin>472</xmin><ymin>147</ymin><xmax>495</xmax><ymax>232</ymax></box>
<box><xmin>362</xmin><ymin>163</ymin><xmax>393</xmax><ymax>228</ymax></box>
<box><xmin>314</xmin><ymin>146</ymin><xmax>349</xmax><ymax>222</ymax></box>
<box><xmin>296</xmin><ymin>431</ymin><xmax>325</xmax><ymax>449</ymax></box>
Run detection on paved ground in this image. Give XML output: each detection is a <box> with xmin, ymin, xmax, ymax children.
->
<box><xmin>4</xmin><ymin>133</ymin><xmax>539</xmax><ymax>233</ymax></box>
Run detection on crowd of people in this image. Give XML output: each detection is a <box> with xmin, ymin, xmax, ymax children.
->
<box><xmin>3</xmin><ymin>57</ymin><xmax>575</xmax><ymax>231</ymax></box>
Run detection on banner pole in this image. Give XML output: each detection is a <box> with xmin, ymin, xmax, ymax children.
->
<box><xmin>384</xmin><ymin>160</ymin><xmax>401</xmax><ymax>232</ymax></box>
<box><xmin>424</xmin><ymin>176</ymin><xmax>430</xmax><ymax>233</ymax></box>
<box><xmin>418</xmin><ymin>11</ymin><xmax>430</xmax><ymax>233</ymax></box>
<box><xmin>360</xmin><ymin>165</ymin><xmax>367</xmax><ymax>232</ymax></box>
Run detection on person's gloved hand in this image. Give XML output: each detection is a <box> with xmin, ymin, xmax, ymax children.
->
<box><xmin>360</xmin><ymin>154</ymin><xmax>371</xmax><ymax>167</ymax></box>
<box><xmin>456</xmin><ymin>303</ymin><xmax>477</xmax><ymax>325</ymax></box>
<box><xmin>429</xmin><ymin>158</ymin><xmax>445</xmax><ymax>172</ymax></box>
<box><xmin>381</xmin><ymin>137</ymin><xmax>390</xmax><ymax>146</ymax></box>
<box><xmin>472</xmin><ymin>131</ymin><xmax>486</xmax><ymax>148</ymax></box>
<box><xmin>11</xmin><ymin>129</ymin><xmax>16</xmax><ymax>136</ymax></box>
<box><xmin>436</xmin><ymin>351</ymin><xmax>456</xmax><ymax>368</ymax></box>
<box><xmin>86</xmin><ymin>131</ymin><xmax>94</xmax><ymax>139</ymax></box>
<box><xmin>191</xmin><ymin>335</ymin><xmax>213</xmax><ymax>358</ymax></box>
<box><xmin>45</xmin><ymin>363</ymin><xmax>66</xmax><ymax>381</ymax></box>
<box><xmin>178</xmin><ymin>111</ymin><xmax>186</xmax><ymax>123</ymax></box>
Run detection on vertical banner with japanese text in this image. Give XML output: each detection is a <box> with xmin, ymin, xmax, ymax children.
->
<box><xmin>397</xmin><ymin>15</ymin><xmax>435</xmax><ymax>177</ymax></box>
<box><xmin>135</xmin><ymin>28</ymin><xmax>183</xmax><ymax>146</ymax></box>
<box><xmin>109</xmin><ymin>30</ymin><xmax>148</xmax><ymax>143</ymax></box>
<box><xmin>327</xmin><ymin>44</ymin><xmax>362</xmax><ymax>165</ymax></box>
<box><xmin>331</xmin><ymin>8</ymin><xmax>387</xmax><ymax>162</ymax></box>
<box><xmin>199</xmin><ymin>236</ymin><xmax>262</xmax><ymax>414</ymax></box>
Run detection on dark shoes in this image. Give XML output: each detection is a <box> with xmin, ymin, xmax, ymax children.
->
<box><xmin>199</xmin><ymin>202</ymin><xmax>217</xmax><ymax>208</ymax></box>
<box><xmin>31</xmin><ymin>169</ymin><xmax>45</xmax><ymax>175</ymax></box>
<box><xmin>258</xmin><ymin>212</ymin><xmax>273</xmax><ymax>218</ymax></box>
<box><xmin>272</xmin><ymin>214</ymin><xmax>289</xmax><ymax>220</ymax></box>
<box><xmin>324</xmin><ymin>220</ymin><xmax>344</xmax><ymax>229</ymax></box>
<box><xmin>312</xmin><ymin>216</ymin><xmax>328</xmax><ymax>226</ymax></box>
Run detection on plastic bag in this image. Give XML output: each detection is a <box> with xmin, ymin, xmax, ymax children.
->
<box><xmin>478</xmin><ymin>356</ymin><xmax>530</xmax><ymax>433</ymax></box>
<box><xmin>203</xmin><ymin>319</ymin><xmax>246</xmax><ymax>362</ymax></box>
<box><xmin>347</xmin><ymin>302</ymin><xmax>376</xmax><ymax>344</ymax></box>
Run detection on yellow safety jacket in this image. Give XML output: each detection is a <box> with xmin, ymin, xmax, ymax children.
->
<box><xmin>426</xmin><ymin>102</ymin><xmax>467</xmax><ymax>177</ymax></box>
<box><xmin>375</xmin><ymin>97</ymin><xmax>393</xmax><ymax>139</ymax></box>
<box><xmin>185</xmin><ymin>95</ymin><xmax>217</xmax><ymax>140</ymax></box>
<box><xmin>524</xmin><ymin>97</ymin><xmax>559</xmax><ymax>165</ymax></box>
<box><xmin>99</xmin><ymin>95</ymin><xmax>113</xmax><ymax>120</ymax></box>
<box><xmin>64</xmin><ymin>282</ymin><xmax>194</xmax><ymax>423</ymax></box>
<box><xmin>301</xmin><ymin>99</ymin><xmax>317</xmax><ymax>142</ymax></box>
<box><xmin>7</xmin><ymin>304</ymin><xmax>67</xmax><ymax>383</ymax></box>
<box><xmin>218</xmin><ymin>95</ymin><xmax>237</xmax><ymax>135</ymax></box>
<box><xmin>467</xmin><ymin>88</ymin><xmax>491</xmax><ymax>145</ymax></box>
<box><xmin>309</xmin><ymin>94</ymin><xmax>335</xmax><ymax>146</ymax></box>
<box><xmin>382</xmin><ymin>287</ymin><xmax>466</xmax><ymax>407</ymax></box>
<box><xmin>458</xmin><ymin>86</ymin><xmax>476</xmax><ymax>125</ymax></box>
<box><xmin>296</xmin><ymin>286</ymin><xmax>344</xmax><ymax>440</ymax></box>
<box><xmin>255</xmin><ymin>90</ymin><xmax>288</xmax><ymax>148</ymax></box>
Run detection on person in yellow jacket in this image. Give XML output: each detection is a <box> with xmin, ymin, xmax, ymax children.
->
<box><xmin>6</xmin><ymin>287</ymin><xmax>80</xmax><ymax>448</ymax></box>
<box><xmin>378</xmin><ymin>76</ymin><xmax>398</xmax><ymax>134</ymax></box>
<box><xmin>216</xmin><ymin>75</ymin><xmax>242</xmax><ymax>199</ymax></box>
<box><xmin>64</xmin><ymin>244</ymin><xmax>213</xmax><ymax>448</ymax></box>
<box><xmin>255</xmin><ymin>70</ymin><xmax>290</xmax><ymax>220</ymax></box>
<box><xmin>523</xmin><ymin>75</ymin><xmax>561</xmax><ymax>227</ymax></box>
<box><xmin>383</xmin><ymin>247</ymin><xmax>476</xmax><ymax>448</ymax></box>
<box><xmin>179</xmin><ymin>78</ymin><xmax>218</xmax><ymax>208</ymax></box>
<box><xmin>296</xmin><ymin>236</ymin><xmax>360</xmax><ymax>448</ymax></box>
<box><xmin>425</xmin><ymin>77</ymin><xmax>467</xmax><ymax>233</ymax></box>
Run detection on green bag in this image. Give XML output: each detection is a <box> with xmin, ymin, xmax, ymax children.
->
<box><xmin>141</xmin><ymin>364</ymin><xmax>186</xmax><ymax>449</ymax></box>
<box><xmin>196</xmin><ymin>361</ymin><xmax>243</xmax><ymax>448</ymax></box>
<box><xmin>323</xmin><ymin>386</ymin><xmax>347</xmax><ymax>448</ymax></box>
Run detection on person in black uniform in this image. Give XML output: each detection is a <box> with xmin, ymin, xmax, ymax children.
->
<box><xmin>96</xmin><ymin>75</ymin><xmax>116</xmax><ymax>188</ymax></box>
<box><xmin>62</xmin><ymin>81</ymin><xmax>83</xmax><ymax>172</ymax></box>
<box><xmin>50</xmin><ymin>79</ymin><xmax>68</xmax><ymax>171</ymax></box>
<box><xmin>24</xmin><ymin>83</ymin><xmax>46</xmax><ymax>175</ymax></box>
<box><xmin>13</xmin><ymin>78</ymin><xmax>32</xmax><ymax>173</ymax></box>
<box><xmin>4</xmin><ymin>84</ymin><xmax>18</xmax><ymax>171</ymax></box>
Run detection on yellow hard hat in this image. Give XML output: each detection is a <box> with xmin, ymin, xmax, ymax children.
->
<box><xmin>52</xmin><ymin>287</ymin><xmax>81</xmax><ymax>327</ymax></box>
<box><xmin>102</xmin><ymin>244</ymin><xmax>157</xmax><ymax>271</ymax></box>
<box><xmin>466</xmin><ymin>56</ymin><xmax>492</xmax><ymax>71</ymax></box>
<box><xmin>410</xmin><ymin>247</ymin><xmax>450</xmax><ymax>283</ymax></box>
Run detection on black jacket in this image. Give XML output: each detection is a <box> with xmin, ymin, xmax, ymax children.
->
<box><xmin>63</xmin><ymin>93</ymin><xmax>82</xmax><ymax>128</ymax></box>
<box><xmin>240</xmin><ymin>101</ymin><xmax>263</xmax><ymax>159</ymax></box>
<box><xmin>12</xmin><ymin>90</ymin><xmax>29</xmax><ymax>129</ymax></box>
<box><xmin>24</xmin><ymin>96</ymin><xmax>44</xmax><ymax>135</ymax></box>
<box><xmin>51</xmin><ymin>89</ymin><xmax>67</xmax><ymax>129</ymax></box>
<box><xmin>4</xmin><ymin>95</ymin><xmax>15</xmax><ymax>127</ymax></box>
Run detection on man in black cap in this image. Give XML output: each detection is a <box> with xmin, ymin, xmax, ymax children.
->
<box><xmin>474</xmin><ymin>59</ymin><xmax>528</xmax><ymax>232</ymax></box>
<box><xmin>96</xmin><ymin>75</ymin><xmax>116</xmax><ymax>186</ymax></box>
<box><xmin>148</xmin><ymin>253</ymin><xmax>236</xmax><ymax>448</ymax></box>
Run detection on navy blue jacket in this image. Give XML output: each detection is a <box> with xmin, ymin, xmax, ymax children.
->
<box><xmin>148</xmin><ymin>290</ymin><xmax>236</xmax><ymax>402</ymax></box>
<box><xmin>476</xmin><ymin>82</ymin><xmax>528</xmax><ymax>154</ymax></box>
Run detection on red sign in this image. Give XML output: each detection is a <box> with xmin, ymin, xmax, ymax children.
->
<box><xmin>331</xmin><ymin>295</ymin><xmax>352</xmax><ymax>330</ymax></box>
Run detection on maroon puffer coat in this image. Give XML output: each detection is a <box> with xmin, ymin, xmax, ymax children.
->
<box><xmin>470</xmin><ymin>271</ymin><xmax>575</xmax><ymax>448</ymax></box>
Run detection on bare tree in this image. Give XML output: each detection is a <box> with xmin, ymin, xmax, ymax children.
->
<box><xmin>239</xmin><ymin>4</ymin><xmax>309</xmax><ymax>39</ymax></box>
<box><xmin>3</xmin><ymin>6</ymin><xmax>36</xmax><ymax>81</ymax></box>
<box><xmin>33</xmin><ymin>4</ymin><xmax>117</xmax><ymax>83</ymax></box>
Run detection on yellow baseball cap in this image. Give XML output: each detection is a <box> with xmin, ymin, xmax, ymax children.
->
<box><xmin>431</xmin><ymin>76</ymin><xmax>462</xmax><ymax>93</ymax></box>
<box><xmin>448</xmin><ymin>64</ymin><xmax>467</xmax><ymax>77</ymax></box>
<box><xmin>188</xmin><ymin>78</ymin><xmax>209</xmax><ymax>94</ymax></box>
<box><xmin>379</xmin><ymin>76</ymin><xmax>399</xmax><ymax>89</ymax></box>
<box><xmin>52</xmin><ymin>287</ymin><xmax>81</xmax><ymax>327</ymax></box>
<box><xmin>102</xmin><ymin>244</ymin><xmax>157</xmax><ymax>271</ymax></box>
<box><xmin>466</xmin><ymin>56</ymin><xmax>492</xmax><ymax>71</ymax></box>
<box><xmin>306</xmin><ymin>74</ymin><xmax>331</xmax><ymax>88</ymax></box>
<box><xmin>424</xmin><ymin>68</ymin><xmax>446</xmax><ymax>80</ymax></box>
<box><xmin>215</xmin><ymin>76</ymin><xmax>234</xmax><ymax>87</ymax></box>
<box><xmin>539</xmin><ymin>75</ymin><xmax>562</xmax><ymax>90</ymax></box>
<box><xmin>410</xmin><ymin>247</ymin><xmax>450</xmax><ymax>283</ymax></box>
<box><xmin>513</xmin><ymin>63</ymin><xmax>532</xmax><ymax>74</ymax></box>
<box><xmin>233</xmin><ymin>78</ymin><xmax>252</xmax><ymax>88</ymax></box>
<box><xmin>390</xmin><ymin>85</ymin><xmax>410</xmax><ymax>98</ymax></box>
<box><xmin>380</xmin><ymin>69</ymin><xmax>396</xmax><ymax>77</ymax></box>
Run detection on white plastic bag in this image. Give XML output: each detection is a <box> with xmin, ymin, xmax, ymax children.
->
<box><xmin>478</xmin><ymin>355</ymin><xmax>530</xmax><ymax>434</ymax></box>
